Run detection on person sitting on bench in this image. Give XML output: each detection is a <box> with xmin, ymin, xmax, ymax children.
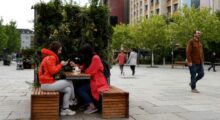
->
<box><xmin>38</xmin><ymin>41</ymin><xmax>76</xmax><ymax>116</ymax></box>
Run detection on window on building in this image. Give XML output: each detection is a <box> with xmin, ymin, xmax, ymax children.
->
<box><xmin>151</xmin><ymin>0</ymin><xmax>154</xmax><ymax>6</ymax></box>
<box><xmin>151</xmin><ymin>11</ymin><xmax>154</xmax><ymax>14</ymax></box>
<box><xmin>156</xmin><ymin>8</ymin><xmax>159</xmax><ymax>14</ymax></box>
<box><xmin>110</xmin><ymin>16</ymin><xmax>118</xmax><ymax>26</ymax></box>
<box><xmin>173</xmin><ymin>3</ymin><xmax>178</xmax><ymax>12</ymax></box>
<box><xmin>140</xmin><ymin>9</ymin><xmax>143</xmax><ymax>14</ymax></box>
<box><xmin>155</xmin><ymin>0</ymin><xmax>159</xmax><ymax>4</ymax></box>
<box><xmin>167</xmin><ymin>6</ymin><xmax>171</xmax><ymax>15</ymax></box>
<box><xmin>145</xmin><ymin>5</ymin><xmax>148</xmax><ymax>11</ymax></box>
<box><xmin>140</xmin><ymin>1</ymin><xmax>142</xmax><ymax>6</ymax></box>
<box><xmin>146</xmin><ymin>15</ymin><xmax>148</xmax><ymax>18</ymax></box>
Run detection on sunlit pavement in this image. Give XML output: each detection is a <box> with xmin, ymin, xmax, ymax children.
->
<box><xmin>0</xmin><ymin>61</ymin><xmax>220</xmax><ymax>120</ymax></box>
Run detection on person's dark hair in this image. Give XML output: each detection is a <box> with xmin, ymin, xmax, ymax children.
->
<box><xmin>80</xmin><ymin>43</ymin><xmax>95</xmax><ymax>68</ymax></box>
<box><xmin>80</xmin><ymin>44</ymin><xmax>95</xmax><ymax>68</ymax></box>
<box><xmin>49</xmin><ymin>41</ymin><xmax>62</xmax><ymax>55</ymax></box>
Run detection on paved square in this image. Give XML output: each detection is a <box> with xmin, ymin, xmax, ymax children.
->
<box><xmin>0</xmin><ymin>61</ymin><xmax>219</xmax><ymax>120</ymax></box>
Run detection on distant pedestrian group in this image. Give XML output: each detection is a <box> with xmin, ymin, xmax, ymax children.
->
<box><xmin>115</xmin><ymin>48</ymin><xmax>137</xmax><ymax>76</ymax></box>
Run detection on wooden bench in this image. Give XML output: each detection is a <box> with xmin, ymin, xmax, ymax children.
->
<box><xmin>31</xmin><ymin>87</ymin><xmax>60</xmax><ymax>120</ymax></box>
<box><xmin>172</xmin><ymin>61</ymin><xmax>187</xmax><ymax>68</ymax></box>
<box><xmin>101</xmin><ymin>85</ymin><xmax>129</xmax><ymax>119</ymax></box>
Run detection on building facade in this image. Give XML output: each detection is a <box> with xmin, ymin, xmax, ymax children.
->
<box><xmin>130</xmin><ymin>0</ymin><xmax>180</xmax><ymax>23</ymax></box>
<box><xmin>100</xmin><ymin>0</ymin><xmax>129</xmax><ymax>24</ymax></box>
<box><xmin>17</xmin><ymin>29</ymin><xmax>34</xmax><ymax>49</ymax></box>
<box><xmin>130</xmin><ymin>0</ymin><xmax>220</xmax><ymax>24</ymax></box>
<box><xmin>200</xmin><ymin>0</ymin><xmax>220</xmax><ymax>12</ymax></box>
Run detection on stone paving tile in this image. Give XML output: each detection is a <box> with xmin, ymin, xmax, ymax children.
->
<box><xmin>0</xmin><ymin>111</ymin><xmax>11</xmax><ymax>120</ymax></box>
<box><xmin>178</xmin><ymin>104</ymin><xmax>220</xmax><ymax>111</ymax></box>
<box><xmin>176</xmin><ymin>111</ymin><xmax>220</xmax><ymax>120</ymax></box>
<box><xmin>143</xmin><ymin>105</ymin><xmax>188</xmax><ymax>114</ymax></box>
<box><xmin>130</xmin><ymin>106</ymin><xmax>150</xmax><ymax>115</ymax></box>
<box><xmin>7</xmin><ymin>111</ymin><xmax>30</xmax><ymax>120</ymax></box>
<box><xmin>132</xmin><ymin>113</ymin><xmax>186</xmax><ymax>120</ymax></box>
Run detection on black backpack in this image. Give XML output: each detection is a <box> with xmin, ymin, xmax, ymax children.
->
<box><xmin>101</xmin><ymin>60</ymin><xmax>111</xmax><ymax>79</ymax></box>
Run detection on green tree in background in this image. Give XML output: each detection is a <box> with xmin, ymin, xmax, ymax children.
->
<box><xmin>0</xmin><ymin>18</ymin><xmax>8</xmax><ymax>52</ymax></box>
<box><xmin>0</xmin><ymin>18</ymin><xmax>20</xmax><ymax>53</ymax></box>
<box><xmin>171</xmin><ymin>6</ymin><xmax>220</xmax><ymax>48</ymax></box>
<box><xmin>138</xmin><ymin>16</ymin><xmax>167</xmax><ymax>66</ymax></box>
<box><xmin>4</xmin><ymin>21</ymin><xmax>21</xmax><ymax>53</ymax></box>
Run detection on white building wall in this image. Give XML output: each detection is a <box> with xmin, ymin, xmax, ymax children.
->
<box><xmin>21</xmin><ymin>33</ymin><xmax>34</xmax><ymax>49</ymax></box>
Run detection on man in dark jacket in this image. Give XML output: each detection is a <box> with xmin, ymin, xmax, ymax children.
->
<box><xmin>186</xmin><ymin>30</ymin><xmax>204</xmax><ymax>93</ymax></box>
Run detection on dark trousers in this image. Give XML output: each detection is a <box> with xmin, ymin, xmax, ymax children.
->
<box><xmin>189</xmin><ymin>64</ymin><xmax>204</xmax><ymax>90</ymax></box>
<box><xmin>130</xmin><ymin>65</ymin><xmax>135</xmax><ymax>75</ymax></box>
<box><xmin>208</xmin><ymin>63</ymin><xmax>216</xmax><ymax>71</ymax></box>
<box><xmin>119</xmin><ymin>64</ymin><xmax>124</xmax><ymax>74</ymax></box>
<box><xmin>76</xmin><ymin>82</ymin><xmax>93</xmax><ymax>105</ymax></box>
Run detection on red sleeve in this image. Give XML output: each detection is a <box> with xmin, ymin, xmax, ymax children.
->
<box><xmin>85</xmin><ymin>55</ymin><xmax>103</xmax><ymax>75</ymax></box>
<box><xmin>46</xmin><ymin>56</ymin><xmax>63</xmax><ymax>75</ymax></box>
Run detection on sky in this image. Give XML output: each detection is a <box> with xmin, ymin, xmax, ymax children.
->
<box><xmin>0</xmin><ymin>0</ymin><xmax>89</xmax><ymax>30</ymax></box>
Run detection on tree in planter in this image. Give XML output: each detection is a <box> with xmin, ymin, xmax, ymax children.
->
<box><xmin>34</xmin><ymin>0</ymin><xmax>112</xmax><ymax>60</ymax></box>
<box><xmin>33</xmin><ymin>0</ymin><xmax>112</xmax><ymax>85</ymax></box>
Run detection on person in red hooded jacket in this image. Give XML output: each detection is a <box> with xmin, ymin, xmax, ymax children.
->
<box><xmin>38</xmin><ymin>41</ymin><xmax>76</xmax><ymax>116</ymax></box>
<box><xmin>70</xmin><ymin>44</ymin><xmax>109</xmax><ymax>114</ymax></box>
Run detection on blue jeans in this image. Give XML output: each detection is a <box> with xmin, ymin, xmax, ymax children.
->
<box><xmin>76</xmin><ymin>82</ymin><xmax>93</xmax><ymax>105</ymax></box>
<box><xmin>189</xmin><ymin>64</ymin><xmax>204</xmax><ymax>89</ymax></box>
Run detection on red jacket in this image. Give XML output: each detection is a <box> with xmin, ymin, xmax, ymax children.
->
<box><xmin>116</xmin><ymin>52</ymin><xmax>126</xmax><ymax>65</ymax></box>
<box><xmin>38</xmin><ymin>48</ymin><xmax>63</xmax><ymax>84</ymax></box>
<box><xmin>85</xmin><ymin>55</ymin><xmax>109</xmax><ymax>101</ymax></box>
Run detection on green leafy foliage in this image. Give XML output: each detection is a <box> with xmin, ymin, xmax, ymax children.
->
<box><xmin>34</xmin><ymin>0</ymin><xmax>112</xmax><ymax>60</ymax></box>
<box><xmin>0</xmin><ymin>18</ymin><xmax>20</xmax><ymax>53</ymax></box>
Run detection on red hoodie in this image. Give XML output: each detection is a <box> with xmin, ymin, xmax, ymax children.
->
<box><xmin>38</xmin><ymin>48</ymin><xmax>63</xmax><ymax>84</ymax></box>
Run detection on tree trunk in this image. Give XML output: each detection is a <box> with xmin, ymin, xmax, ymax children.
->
<box><xmin>151</xmin><ymin>51</ymin><xmax>154</xmax><ymax>67</ymax></box>
<box><xmin>163</xmin><ymin>57</ymin><xmax>166</xmax><ymax>65</ymax></box>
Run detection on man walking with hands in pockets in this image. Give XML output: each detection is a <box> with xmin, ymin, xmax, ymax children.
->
<box><xmin>186</xmin><ymin>30</ymin><xmax>205</xmax><ymax>93</ymax></box>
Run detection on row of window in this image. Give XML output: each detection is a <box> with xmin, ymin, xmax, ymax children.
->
<box><xmin>131</xmin><ymin>3</ymin><xmax>178</xmax><ymax>17</ymax></box>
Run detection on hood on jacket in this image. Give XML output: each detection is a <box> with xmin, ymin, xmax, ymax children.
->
<box><xmin>41</xmin><ymin>48</ymin><xmax>59</xmax><ymax>62</ymax></box>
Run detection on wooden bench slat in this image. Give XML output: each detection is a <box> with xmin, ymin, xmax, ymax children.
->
<box><xmin>31</xmin><ymin>87</ymin><xmax>60</xmax><ymax>120</ymax></box>
<box><xmin>101</xmin><ymin>85</ymin><xmax>129</xmax><ymax>119</ymax></box>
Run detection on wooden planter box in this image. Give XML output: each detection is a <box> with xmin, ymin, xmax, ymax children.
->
<box><xmin>31</xmin><ymin>87</ymin><xmax>60</xmax><ymax>120</ymax></box>
<box><xmin>101</xmin><ymin>85</ymin><xmax>129</xmax><ymax>119</ymax></box>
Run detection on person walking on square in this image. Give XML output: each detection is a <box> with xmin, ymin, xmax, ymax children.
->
<box><xmin>208</xmin><ymin>52</ymin><xmax>217</xmax><ymax>72</ymax></box>
<box><xmin>186</xmin><ymin>30</ymin><xmax>205</xmax><ymax>93</ymax></box>
<box><xmin>127</xmin><ymin>48</ymin><xmax>137</xmax><ymax>76</ymax></box>
<box><xmin>115</xmin><ymin>49</ymin><xmax>127</xmax><ymax>75</ymax></box>
<box><xmin>38</xmin><ymin>41</ymin><xmax>76</xmax><ymax>116</ymax></box>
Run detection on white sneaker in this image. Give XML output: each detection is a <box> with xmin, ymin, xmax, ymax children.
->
<box><xmin>60</xmin><ymin>109</ymin><xmax>76</xmax><ymax>116</ymax></box>
<box><xmin>69</xmin><ymin>98</ymin><xmax>78</xmax><ymax>106</ymax></box>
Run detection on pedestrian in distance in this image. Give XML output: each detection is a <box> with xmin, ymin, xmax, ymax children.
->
<box><xmin>115</xmin><ymin>49</ymin><xmax>127</xmax><ymax>75</ymax></box>
<box><xmin>38</xmin><ymin>41</ymin><xmax>77</xmax><ymax>116</ymax></box>
<box><xmin>208</xmin><ymin>52</ymin><xmax>217</xmax><ymax>72</ymax></box>
<box><xmin>186</xmin><ymin>30</ymin><xmax>205</xmax><ymax>93</ymax></box>
<box><xmin>127</xmin><ymin>48</ymin><xmax>137</xmax><ymax>76</ymax></box>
